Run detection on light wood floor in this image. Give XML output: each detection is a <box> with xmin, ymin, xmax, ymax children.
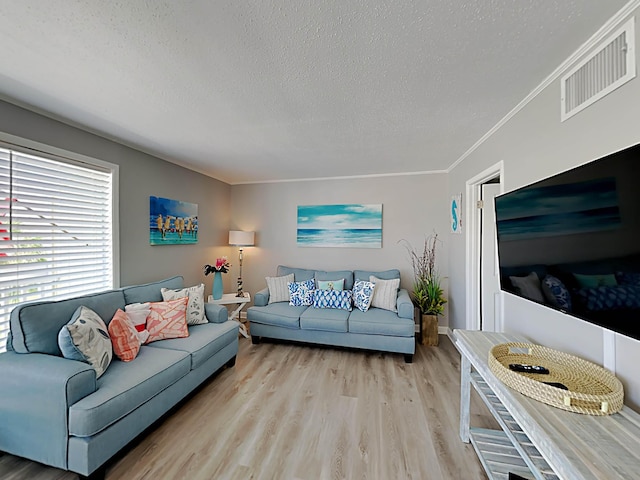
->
<box><xmin>0</xmin><ymin>335</ymin><xmax>498</xmax><ymax>480</ymax></box>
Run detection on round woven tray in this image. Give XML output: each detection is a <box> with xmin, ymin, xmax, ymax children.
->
<box><xmin>488</xmin><ymin>342</ymin><xmax>624</xmax><ymax>415</ymax></box>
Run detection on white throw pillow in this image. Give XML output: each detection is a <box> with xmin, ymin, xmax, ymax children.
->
<box><xmin>369</xmin><ymin>276</ymin><xmax>400</xmax><ymax>312</ymax></box>
<box><xmin>266</xmin><ymin>273</ymin><xmax>294</xmax><ymax>304</ymax></box>
<box><xmin>124</xmin><ymin>303</ymin><xmax>151</xmax><ymax>343</ymax></box>
<box><xmin>58</xmin><ymin>306</ymin><xmax>113</xmax><ymax>378</ymax></box>
<box><xmin>161</xmin><ymin>283</ymin><xmax>207</xmax><ymax>325</ymax></box>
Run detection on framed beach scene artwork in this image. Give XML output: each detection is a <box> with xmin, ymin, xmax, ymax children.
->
<box><xmin>297</xmin><ymin>204</ymin><xmax>382</xmax><ymax>248</ymax></box>
<box><xmin>150</xmin><ymin>196</ymin><xmax>198</xmax><ymax>245</ymax></box>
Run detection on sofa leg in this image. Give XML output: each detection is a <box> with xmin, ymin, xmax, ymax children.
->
<box><xmin>251</xmin><ymin>335</ymin><xmax>261</xmax><ymax>345</ymax></box>
<box><xmin>404</xmin><ymin>354</ymin><xmax>413</xmax><ymax>364</ymax></box>
<box><xmin>226</xmin><ymin>355</ymin><xmax>236</xmax><ymax>368</ymax></box>
<box><xmin>79</xmin><ymin>466</ymin><xmax>105</xmax><ymax>480</ymax></box>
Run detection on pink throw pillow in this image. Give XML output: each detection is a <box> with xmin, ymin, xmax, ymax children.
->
<box><xmin>145</xmin><ymin>297</ymin><xmax>189</xmax><ymax>343</ymax></box>
<box><xmin>108</xmin><ymin>309</ymin><xmax>141</xmax><ymax>362</ymax></box>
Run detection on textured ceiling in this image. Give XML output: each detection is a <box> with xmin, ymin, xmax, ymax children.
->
<box><xmin>0</xmin><ymin>1</ymin><xmax>629</xmax><ymax>184</ymax></box>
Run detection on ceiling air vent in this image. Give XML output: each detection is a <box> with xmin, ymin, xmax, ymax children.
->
<box><xmin>561</xmin><ymin>17</ymin><xmax>636</xmax><ymax>121</ymax></box>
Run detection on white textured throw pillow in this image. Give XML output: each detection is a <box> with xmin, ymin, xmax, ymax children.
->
<box><xmin>266</xmin><ymin>273</ymin><xmax>294</xmax><ymax>304</ymax></box>
<box><xmin>58</xmin><ymin>306</ymin><xmax>113</xmax><ymax>378</ymax></box>
<box><xmin>161</xmin><ymin>283</ymin><xmax>207</xmax><ymax>325</ymax></box>
<box><xmin>369</xmin><ymin>275</ymin><xmax>400</xmax><ymax>312</ymax></box>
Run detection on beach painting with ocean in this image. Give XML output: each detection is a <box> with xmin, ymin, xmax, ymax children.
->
<box><xmin>150</xmin><ymin>196</ymin><xmax>198</xmax><ymax>245</ymax></box>
<box><xmin>297</xmin><ymin>204</ymin><xmax>382</xmax><ymax>248</ymax></box>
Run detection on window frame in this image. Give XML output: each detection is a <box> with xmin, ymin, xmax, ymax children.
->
<box><xmin>0</xmin><ymin>132</ymin><xmax>120</xmax><ymax>351</ymax></box>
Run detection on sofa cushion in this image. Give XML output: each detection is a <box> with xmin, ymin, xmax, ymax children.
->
<box><xmin>10</xmin><ymin>290</ymin><xmax>125</xmax><ymax>355</ymax></box>
<box><xmin>247</xmin><ymin>304</ymin><xmax>306</xmax><ymax>329</ymax></box>
<box><xmin>509</xmin><ymin>272</ymin><xmax>545</xmax><ymax>303</ymax></box>
<box><xmin>354</xmin><ymin>269</ymin><xmax>400</xmax><ymax>282</ymax></box>
<box><xmin>370</xmin><ymin>276</ymin><xmax>400</xmax><ymax>312</ymax></box>
<box><xmin>288</xmin><ymin>279</ymin><xmax>315</xmax><ymax>306</ymax></box>
<box><xmin>353</xmin><ymin>280</ymin><xmax>375</xmax><ymax>312</ymax></box>
<box><xmin>122</xmin><ymin>276</ymin><xmax>184</xmax><ymax>304</ymax></box>
<box><xmin>541</xmin><ymin>275</ymin><xmax>572</xmax><ymax>311</ymax></box>
<box><xmin>312</xmin><ymin>289</ymin><xmax>353</xmax><ymax>311</ymax></box>
<box><xmin>300</xmin><ymin>307</ymin><xmax>349</xmax><ymax>332</ymax></box>
<box><xmin>145</xmin><ymin>298</ymin><xmax>190</xmax><ymax>343</ymax></box>
<box><xmin>108</xmin><ymin>309</ymin><xmax>142</xmax><ymax>362</ymax></box>
<box><xmin>58</xmin><ymin>306</ymin><xmax>113</xmax><ymax>379</ymax></box>
<box><xmin>276</xmin><ymin>265</ymin><xmax>315</xmax><ymax>282</ymax></box>
<box><xmin>315</xmin><ymin>270</ymin><xmax>354</xmax><ymax>290</ymax></box>
<box><xmin>316</xmin><ymin>279</ymin><xmax>345</xmax><ymax>291</ymax></box>
<box><xmin>266</xmin><ymin>273</ymin><xmax>294</xmax><ymax>304</ymax></box>
<box><xmin>124</xmin><ymin>303</ymin><xmax>151</xmax><ymax>343</ymax></box>
<box><xmin>146</xmin><ymin>321</ymin><xmax>239</xmax><ymax>370</ymax></box>
<box><xmin>68</xmin><ymin>346</ymin><xmax>190</xmax><ymax>437</ymax></box>
<box><xmin>573</xmin><ymin>273</ymin><xmax>617</xmax><ymax>289</ymax></box>
<box><xmin>348</xmin><ymin>308</ymin><xmax>414</xmax><ymax>337</ymax></box>
<box><xmin>161</xmin><ymin>283</ymin><xmax>207</xmax><ymax>325</ymax></box>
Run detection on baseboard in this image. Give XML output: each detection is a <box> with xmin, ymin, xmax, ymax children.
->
<box><xmin>445</xmin><ymin>327</ymin><xmax>455</xmax><ymax>343</ymax></box>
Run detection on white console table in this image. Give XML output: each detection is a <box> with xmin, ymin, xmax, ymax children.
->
<box><xmin>454</xmin><ymin>329</ymin><xmax>640</xmax><ymax>480</ymax></box>
<box><xmin>208</xmin><ymin>292</ymin><xmax>251</xmax><ymax>338</ymax></box>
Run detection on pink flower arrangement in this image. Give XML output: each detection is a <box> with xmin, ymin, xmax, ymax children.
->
<box><xmin>203</xmin><ymin>257</ymin><xmax>231</xmax><ymax>275</ymax></box>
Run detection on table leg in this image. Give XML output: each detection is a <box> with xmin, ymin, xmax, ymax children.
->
<box><xmin>228</xmin><ymin>302</ymin><xmax>249</xmax><ymax>338</ymax></box>
<box><xmin>238</xmin><ymin>324</ymin><xmax>249</xmax><ymax>339</ymax></box>
<box><xmin>459</xmin><ymin>354</ymin><xmax>471</xmax><ymax>443</ymax></box>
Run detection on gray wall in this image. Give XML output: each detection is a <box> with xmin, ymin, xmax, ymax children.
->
<box><xmin>447</xmin><ymin>9</ymin><xmax>640</xmax><ymax>410</ymax></box>
<box><xmin>0</xmin><ymin>100</ymin><xmax>232</xmax><ymax>291</ymax></box>
<box><xmin>230</xmin><ymin>174</ymin><xmax>450</xmax><ymax>325</ymax></box>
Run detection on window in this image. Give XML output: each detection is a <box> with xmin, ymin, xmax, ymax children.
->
<box><xmin>0</xmin><ymin>143</ymin><xmax>117</xmax><ymax>352</ymax></box>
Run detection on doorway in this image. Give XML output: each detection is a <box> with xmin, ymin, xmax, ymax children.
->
<box><xmin>465</xmin><ymin>162</ymin><xmax>503</xmax><ymax>331</ymax></box>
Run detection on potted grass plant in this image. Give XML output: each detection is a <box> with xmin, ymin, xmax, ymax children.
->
<box><xmin>402</xmin><ymin>233</ymin><xmax>446</xmax><ymax>346</ymax></box>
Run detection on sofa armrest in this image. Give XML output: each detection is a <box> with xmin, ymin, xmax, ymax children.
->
<box><xmin>205</xmin><ymin>303</ymin><xmax>228</xmax><ymax>323</ymax></box>
<box><xmin>0</xmin><ymin>351</ymin><xmax>96</xmax><ymax>469</ymax></box>
<box><xmin>254</xmin><ymin>287</ymin><xmax>270</xmax><ymax>307</ymax></box>
<box><xmin>397</xmin><ymin>289</ymin><xmax>414</xmax><ymax>320</ymax></box>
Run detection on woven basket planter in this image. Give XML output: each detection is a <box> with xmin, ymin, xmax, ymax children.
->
<box><xmin>489</xmin><ymin>342</ymin><xmax>624</xmax><ymax>415</ymax></box>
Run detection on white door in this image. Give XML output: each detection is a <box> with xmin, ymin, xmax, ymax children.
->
<box><xmin>480</xmin><ymin>183</ymin><xmax>502</xmax><ymax>332</ymax></box>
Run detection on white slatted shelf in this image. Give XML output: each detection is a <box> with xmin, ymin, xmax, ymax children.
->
<box><xmin>471</xmin><ymin>372</ymin><xmax>559</xmax><ymax>480</ymax></box>
<box><xmin>469</xmin><ymin>427</ymin><xmax>534</xmax><ymax>480</ymax></box>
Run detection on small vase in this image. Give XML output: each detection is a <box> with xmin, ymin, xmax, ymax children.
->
<box><xmin>212</xmin><ymin>271</ymin><xmax>223</xmax><ymax>300</ymax></box>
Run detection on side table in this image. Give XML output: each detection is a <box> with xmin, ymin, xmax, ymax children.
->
<box><xmin>207</xmin><ymin>292</ymin><xmax>251</xmax><ymax>338</ymax></box>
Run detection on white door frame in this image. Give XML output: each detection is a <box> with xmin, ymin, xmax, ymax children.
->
<box><xmin>465</xmin><ymin>161</ymin><xmax>504</xmax><ymax>330</ymax></box>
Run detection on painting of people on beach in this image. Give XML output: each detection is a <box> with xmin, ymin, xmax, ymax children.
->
<box><xmin>297</xmin><ymin>204</ymin><xmax>382</xmax><ymax>248</ymax></box>
<box><xmin>150</xmin><ymin>196</ymin><xmax>198</xmax><ymax>245</ymax></box>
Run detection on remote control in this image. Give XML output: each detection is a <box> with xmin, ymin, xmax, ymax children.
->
<box><xmin>508</xmin><ymin>363</ymin><xmax>549</xmax><ymax>374</ymax></box>
<box><xmin>543</xmin><ymin>381</ymin><xmax>568</xmax><ymax>390</ymax></box>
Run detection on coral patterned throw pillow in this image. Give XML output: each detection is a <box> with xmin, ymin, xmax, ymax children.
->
<box><xmin>145</xmin><ymin>297</ymin><xmax>189</xmax><ymax>343</ymax></box>
<box><xmin>108</xmin><ymin>309</ymin><xmax>142</xmax><ymax>362</ymax></box>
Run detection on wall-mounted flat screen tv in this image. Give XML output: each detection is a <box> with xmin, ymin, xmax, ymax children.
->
<box><xmin>495</xmin><ymin>142</ymin><xmax>640</xmax><ymax>341</ymax></box>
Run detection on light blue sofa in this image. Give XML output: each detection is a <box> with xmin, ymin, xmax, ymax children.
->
<box><xmin>0</xmin><ymin>276</ymin><xmax>239</xmax><ymax>478</ymax></box>
<box><xmin>247</xmin><ymin>266</ymin><xmax>416</xmax><ymax>362</ymax></box>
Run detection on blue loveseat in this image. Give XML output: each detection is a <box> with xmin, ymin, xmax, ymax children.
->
<box><xmin>247</xmin><ymin>266</ymin><xmax>416</xmax><ymax>362</ymax></box>
<box><xmin>0</xmin><ymin>276</ymin><xmax>239</xmax><ymax>478</ymax></box>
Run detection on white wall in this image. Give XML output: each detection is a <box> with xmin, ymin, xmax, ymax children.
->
<box><xmin>448</xmin><ymin>8</ymin><xmax>640</xmax><ymax>410</ymax></box>
<box><xmin>230</xmin><ymin>174</ymin><xmax>451</xmax><ymax>325</ymax></box>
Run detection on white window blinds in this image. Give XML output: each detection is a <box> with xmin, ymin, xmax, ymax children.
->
<box><xmin>0</xmin><ymin>146</ymin><xmax>114</xmax><ymax>352</ymax></box>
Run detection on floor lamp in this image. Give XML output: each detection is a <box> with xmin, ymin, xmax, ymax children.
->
<box><xmin>229</xmin><ymin>230</ymin><xmax>255</xmax><ymax>297</ymax></box>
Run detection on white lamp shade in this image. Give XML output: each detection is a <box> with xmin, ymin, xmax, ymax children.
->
<box><xmin>229</xmin><ymin>230</ymin><xmax>255</xmax><ymax>246</ymax></box>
